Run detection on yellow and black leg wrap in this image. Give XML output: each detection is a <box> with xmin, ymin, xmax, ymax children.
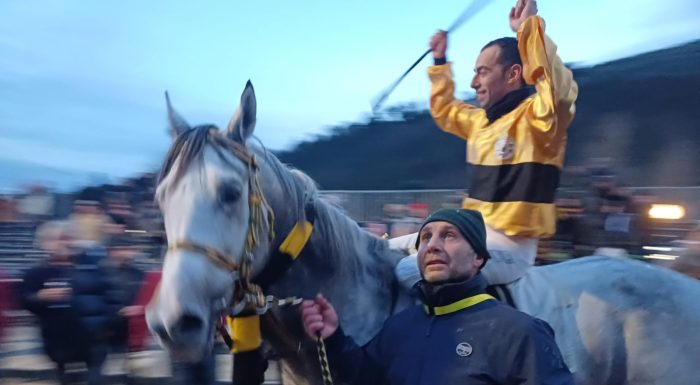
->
<box><xmin>228</xmin><ymin>315</ymin><xmax>262</xmax><ymax>353</ymax></box>
<box><xmin>229</xmin><ymin>315</ymin><xmax>268</xmax><ymax>385</ymax></box>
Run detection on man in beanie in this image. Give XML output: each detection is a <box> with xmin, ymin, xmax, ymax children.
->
<box><xmin>301</xmin><ymin>209</ymin><xmax>574</xmax><ymax>385</ymax></box>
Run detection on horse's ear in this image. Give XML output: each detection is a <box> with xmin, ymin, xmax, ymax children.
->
<box><xmin>226</xmin><ymin>80</ymin><xmax>257</xmax><ymax>143</ymax></box>
<box><xmin>165</xmin><ymin>91</ymin><xmax>191</xmax><ymax>138</ymax></box>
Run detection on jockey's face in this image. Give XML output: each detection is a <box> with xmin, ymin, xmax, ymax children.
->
<box><xmin>417</xmin><ymin>221</ymin><xmax>484</xmax><ymax>283</ymax></box>
<box><xmin>471</xmin><ymin>45</ymin><xmax>522</xmax><ymax>110</ymax></box>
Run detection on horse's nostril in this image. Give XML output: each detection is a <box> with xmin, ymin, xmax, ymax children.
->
<box><xmin>178</xmin><ymin>314</ymin><xmax>204</xmax><ymax>334</ymax></box>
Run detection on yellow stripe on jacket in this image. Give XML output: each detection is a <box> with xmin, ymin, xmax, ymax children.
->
<box><xmin>428</xmin><ymin>16</ymin><xmax>578</xmax><ymax>238</ymax></box>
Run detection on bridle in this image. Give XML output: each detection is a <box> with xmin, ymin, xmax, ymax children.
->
<box><xmin>167</xmin><ymin>133</ymin><xmax>276</xmax><ymax>313</ymax></box>
<box><xmin>163</xmin><ymin>131</ymin><xmax>332</xmax><ymax>384</ymax></box>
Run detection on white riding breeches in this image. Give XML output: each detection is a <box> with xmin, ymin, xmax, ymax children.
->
<box><xmin>393</xmin><ymin>224</ymin><xmax>538</xmax><ymax>289</ymax></box>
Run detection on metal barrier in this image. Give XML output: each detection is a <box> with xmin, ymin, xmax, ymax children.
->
<box><xmin>319</xmin><ymin>189</ymin><xmax>465</xmax><ymax>222</ymax></box>
<box><xmin>319</xmin><ymin>187</ymin><xmax>700</xmax><ymax>223</ymax></box>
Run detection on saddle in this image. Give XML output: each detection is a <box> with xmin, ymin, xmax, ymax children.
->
<box><xmin>485</xmin><ymin>284</ymin><xmax>516</xmax><ymax>307</ymax></box>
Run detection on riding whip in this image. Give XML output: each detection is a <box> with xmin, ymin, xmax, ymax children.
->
<box><xmin>370</xmin><ymin>0</ymin><xmax>492</xmax><ymax>112</ymax></box>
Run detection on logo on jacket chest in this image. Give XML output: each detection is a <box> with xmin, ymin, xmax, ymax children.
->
<box><xmin>455</xmin><ymin>342</ymin><xmax>473</xmax><ymax>357</ymax></box>
<box><xmin>494</xmin><ymin>134</ymin><xmax>515</xmax><ymax>160</ymax></box>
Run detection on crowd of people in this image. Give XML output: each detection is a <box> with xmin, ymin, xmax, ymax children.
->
<box><xmin>19</xmin><ymin>220</ymin><xmax>143</xmax><ymax>384</ymax></box>
<box><xmin>0</xmin><ymin>175</ymin><xmax>164</xmax><ymax>384</ymax></box>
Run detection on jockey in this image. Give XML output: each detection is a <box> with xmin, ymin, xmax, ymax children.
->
<box><xmin>302</xmin><ymin>208</ymin><xmax>574</xmax><ymax>385</ymax></box>
<box><xmin>397</xmin><ymin>0</ymin><xmax>578</xmax><ymax>286</ymax></box>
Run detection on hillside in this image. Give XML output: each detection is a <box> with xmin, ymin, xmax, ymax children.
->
<box><xmin>277</xmin><ymin>40</ymin><xmax>700</xmax><ymax>189</ymax></box>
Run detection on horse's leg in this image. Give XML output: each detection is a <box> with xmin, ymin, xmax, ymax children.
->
<box><xmin>260</xmin><ymin>312</ymin><xmax>323</xmax><ymax>385</ymax></box>
<box><xmin>279</xmin><ymin>360</ymin><xmax>311</xmax><ymax>385</ymax></box>
<box><xmin>620</xmin><ymin>305</ymin><xmax>700</xmax><ymax>385</ymax></box>
<box><xmin>574</xmin><ymin>292</ymin><xmax>627</xmax><ymax>385</ymax></box>
<box><xmin>508</xmin><ymin>266</ymin><xmax>626</xmax><ymax>385</ymax></box>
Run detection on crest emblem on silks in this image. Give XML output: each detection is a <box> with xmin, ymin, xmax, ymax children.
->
<box><xmin>455</xmin><ymin>342</ymin><xmax>473</xmax><ymax>357</ymax></box>
<box><xmin>494</xmin><ymin>134</ymin><xmax>515</xmax><ymax>160</ymax></box>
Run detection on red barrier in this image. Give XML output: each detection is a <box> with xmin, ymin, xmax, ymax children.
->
<box><xmin>128</xmin><ymin>270</ymin><xmax>162</xmax><ymax>351</ymax></box>
<box><xmin>0</xmin><ymin>270</ymin><xmax>16</xmax><ymax>341</ymax></box>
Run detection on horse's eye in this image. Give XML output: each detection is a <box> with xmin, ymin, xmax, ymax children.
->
<box><xmin>218</xmin><ymin>184</ymin><xmax>241</xmax><ymax>205</ymax></box>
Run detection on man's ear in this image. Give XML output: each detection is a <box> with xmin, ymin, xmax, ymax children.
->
<box><xmin>475</xmin><ymin>254</ymin><xmax>486</xmax><ymax>269</ymax></box>
<box><xmin>507</xmin><ymin>63</ymin><xmax>523</xmax><ymax>85</ymax></box>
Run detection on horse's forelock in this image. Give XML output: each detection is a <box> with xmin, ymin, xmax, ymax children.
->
<box><xmin>158</xmin><ymin>125</ymin><xmax>231</xmax><ymax>187</ymax></box>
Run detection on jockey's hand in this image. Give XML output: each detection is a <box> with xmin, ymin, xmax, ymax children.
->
<box><xmin>300</xmin><ymin>294</ymin><xmax>338</xmax><ymax>340</ymax></box>
<box><xmin>509</xmin><ymin>0</ymin><xmax>538</xmax><ymax>32</ymax></box>
<box><xmin>430</xmin><ymin>30</ymin><xmax>447</xmax><ymax>60</ymax></box>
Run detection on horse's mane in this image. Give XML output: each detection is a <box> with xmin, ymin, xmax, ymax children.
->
<box><xmin>253</xmin><ymin>142</ymin><xmax>393</xmax><ymax>268</ymax></box>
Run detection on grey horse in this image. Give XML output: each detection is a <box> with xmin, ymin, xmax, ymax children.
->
<box><xmin>146</xmin><ymin>82</ymin><xmax>700</xmax><ymax>385</ymax></box>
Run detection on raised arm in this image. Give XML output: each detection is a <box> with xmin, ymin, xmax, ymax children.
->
<box><xmin>510</xmin><ymin>0</ymin><xmax>578</xmax><ymax>133</ymax></box>
<box><xmin>428</xmin><ymin>31</ymin><xmax>486</xmax><ymax>140</ymax></box>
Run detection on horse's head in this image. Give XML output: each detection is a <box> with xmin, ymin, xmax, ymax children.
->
<box><xmin>146</xmin><ymin>82</ymin><xmax>274</xmax><ymax>361</ymax></box>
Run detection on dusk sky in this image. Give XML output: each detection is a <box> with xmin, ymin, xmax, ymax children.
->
<box><xmin>1</xmin><ymin>0</ymin><xmax>699</xmax><ymax>191</ymax></box>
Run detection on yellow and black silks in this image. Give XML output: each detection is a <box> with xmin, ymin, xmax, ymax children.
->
<box><xmin>428</xmin><ymin>16</ymin><xmax>578</xmax><ymax>238</ymax></box>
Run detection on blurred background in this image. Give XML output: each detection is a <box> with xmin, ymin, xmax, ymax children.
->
<box><xmin>1</xmin><ymin>0</ymin><xmax>700</xmax><ymax>384</ymax></box>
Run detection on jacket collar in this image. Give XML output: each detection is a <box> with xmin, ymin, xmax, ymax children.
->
<box><xmin>416</xmin><ymin>274</ymin><xmax>495</xmax><ymax>316</ymax></box>
<box><xmin>485</xmin><ymin>86</ymin><xmax>535</xmax><ymax>123</ymax></box>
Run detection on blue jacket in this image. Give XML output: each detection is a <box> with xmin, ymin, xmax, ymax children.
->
<box><xmin>325</xmin><ymin>274</ymin><xmax>574</xmax><ymax>385</ymax></box>
<box><xmin>72</xmin><ymin>249</ymin><xmax>119</xmax><ymax>339</ymax></box>
<box><xmin>20</xmin><ymin>263</ymin><xmax>86</xmax><ymax>363</ymax></box>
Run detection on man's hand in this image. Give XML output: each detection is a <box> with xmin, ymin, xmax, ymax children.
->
<box><xmin>119</xmin><ymin>305</ymin><xmax>144</xmax><ymax>317</ymax></box>
<box><xmin>300</xmin><ymin>294</ymin><xmax>338</xmax><ymax>339</ymax></box>
<box><xmin>37</xmin><ymin>288</ymin><xmax>71</xmax><ymax>302</ymax></box>
<box><xmin>429</xmin><ymin>31</ymin><xmax>448</xmax><ymax>60</ymax></box>
<box><xmin>509</xmin><ymin>0</ymin><xmax>538</xmax><ymax>32</ymax></box>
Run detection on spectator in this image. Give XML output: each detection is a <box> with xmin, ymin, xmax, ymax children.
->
<box><xmin>18</xmin><ymin>185</ymin><xmax>55</xmax><ymax>224</ymax></box>
<box><xmin>20</xmin><ymin>221</ymin><xmax>89</xmax><ymax>384</ymax></box>
<box><xmin>0</xmin><ymin>196</ymin><xmax>18</xmax><ymax>222</ymax></box>
<box><xmin>20</xmin><ymin>221</ymin><xmax>117</xmax><ymax>385</ymax></box>
<box><xmin>103</xmin><ymin>238</ymin><xmax>145</xmax><ymax>355</ymax></box>
<box><xmin>71</xmin><ymin>245</ymin><xmax>119</xmax><ymax>385</ymax></box>
<box><xmin>106</xmin><ymin>200</ymin><xmax>136</xmax><ymax>229</ymax></box>
<box><xmin>69</xmin><ymin>200</ymin><xmax>113</xmax><ymax>247</ymax></box>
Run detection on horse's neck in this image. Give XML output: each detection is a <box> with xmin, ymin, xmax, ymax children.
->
<box><xmin>255</xmin><ymin>150</ymin><xmax>402</xmax><ymax>283</ymax></box>
<box><xmin>316</xmin><ymin>202</ymin><xmax>388</xmax><ymax>263</ymax></box>
<box><xmin>278</xmin><ymin>195</ymin><xmax>402</xmax><ymax>288</ymax></box>
<box><xmin>254</xmin><ymin>150</ymin><xmax>405</xmax><ymax>342</ymax></box>
<box><xmin>304</xmin><ymin>201</ymin><xmax>405</xmax><ymax>343</ymax></box>
<box><xmin>266</xmin><ymin>188</ymin><xmax>405</xmax><ymax>344</ymax></box>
